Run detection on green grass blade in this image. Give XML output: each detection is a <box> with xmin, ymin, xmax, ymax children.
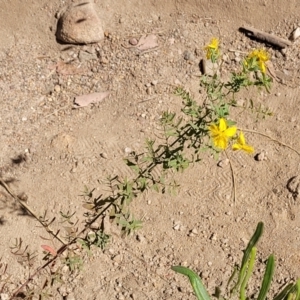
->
<box><xmin>171</xmin><ymin>266</ymin><xmax>211</xmax><ymax>300</ymax></box>
<box><xmin>295</xmin><ymin>280</ymin><xmax>300</xmax><ymax>300</ymax></box>
<box><xmin>241</xmin><ymin>222</ymin><xmax>264</xmax><ymax>268</ymax></box>
<box><xmin>257</xmin><ymin>254</ymin><xmax>275</xmax><ymax>300</ymax></box>
<box><xmin>240</xmin><ymin>247</ymin><xmax>257</xmax><ymax>300</ymax></box>
<box><xmin>273</xmin><ymin>283</ymin><xmax>294</xmax><ymax>300</ymax></box>
<box><xmin>231</xmin><ymin>222</ymin><xmax>264</xmax><ymax>294</ymax></box>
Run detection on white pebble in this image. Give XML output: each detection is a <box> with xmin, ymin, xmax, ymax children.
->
<box><xmin>124</xmin><ymin>147</ymin><xmax>132</xmax><ymax>154</ymax></box>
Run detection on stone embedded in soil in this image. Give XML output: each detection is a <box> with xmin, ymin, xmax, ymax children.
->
<box><xmin>201</xmin><ymin>59</ymin><xmax>220</xmax><ymax>76</ymax></box>
<box><xmin>255</xmin><ymin>151</ymin><xmax>267</xmax><ymax>161</ymax></box>
<box><xmin>136</xmin><ymin>234</ymin><xmax>146</xmax><ymax>243</ymax></box>
<box><xmin>56</xmin><ymin>2</ymin><xmax>104</xmax><ymax>44</ymax></box>
<box><xmin>183</xmin><ymin>50</ymin><xmax>194</xmax><ymax>61</ymax></box>
<box><xmin>129</xmin><ymin>37</ymin><xmax>138</xmax><ymax>45</ymax></box>
<box><xmin>0</xmin><ymin>294</ymin><xmax>9</xmax><ymax>300</ymax></box>
<box><xmin>79</xmin><ymin>50</ymin><xmax>98</xmax><ymax>62</ymax></box>
<box><xmin>289</xmin><ymin>27</ymin><xmax>300</xmax><ymax>41</ymax></box>
<box><xmin>287</xmin><ymin>175</ymin><xmax>300</xmax><ymax>199</ymax></box>
<box><xmin>217</xmin><ymin>158</ymin><xmax>229</xmax><ymax>168</ymax></box>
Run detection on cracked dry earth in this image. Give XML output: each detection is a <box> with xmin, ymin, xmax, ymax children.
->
<box><xmin>0</xmin><ymin>0</ymin><xmax>300</xmax><ymax>299</ymax></box>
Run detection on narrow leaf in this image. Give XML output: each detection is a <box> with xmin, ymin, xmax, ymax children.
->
<box><xmin>82</xmin><ymin>203</ymin><xmax>95</xmax><ymax>210</ymax></box>
<box><xmin>257</xmin><ymin>255</ymin><xmax>275</xmax><ymax>300</ymax></box>
<box><xmin>41</xmin><ymin>245</ymin><xmax>57</xmax><ymax>256</ymax></box>
<box><xmin>241</xmin><ymin>222</ymin><xmax>264</xmax><ymax>268</ymax></box>
<box><xmin>294</xmin><ymin>280</ymin><xmax>300</xmax><ymax>300</ymax></box>
<box><xmin>274</xmin><ymin>283</ymin><xmax>294</xmax><ymax>300</ymax></box>
<box><xmin>172</xmin><ymin>266</ymin><xmax>211</xmax><ymax>300</ymax></box>
<box><xmin>240</xmin><ymin>247</ymin><xmax>257</xmax><ymax>300</ymax></box>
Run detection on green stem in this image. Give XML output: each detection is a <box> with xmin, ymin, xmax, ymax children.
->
<box><xmin>240</xmin><ymin>247</ymin><xmax>257</xmax><ymax>300</ymax></box>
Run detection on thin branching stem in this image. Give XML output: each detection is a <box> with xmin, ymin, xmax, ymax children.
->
<box><xmin>0</xmin><ymin>179</ymin><xmax>67</xmax><ymax>246</ymax></box>
<box><xmin>241</xmin><ymin>129</ymin><xmax>300</xmax><ymax>156</ymax></box>
<box><xmin>224</xmin><ymin>150</ymin><xmax>236</xmax><ymax>204</ymax></box>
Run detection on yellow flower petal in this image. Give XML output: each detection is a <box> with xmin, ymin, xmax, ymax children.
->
<box><xmin>219</xmin><ymin>118</ymin><xmax>227</xmax><ymax>131</ymax></box>
<box><xmin>208</xmin><ymin>38</ymin><xmax>219</xmax><ymax>49</ymax></box>
<box><xmin>214</xmin><ymin>136</ymin><xmax>228</xmax><ymax>150</ymax></box>
<box><xmin>209</xmin><ymin>118</ymin><xmax>237</xmax><ymax>150</ymax></box>
<box><xmin>224</xmin><ymin>126</ymin><xmax>237</xmax><ymax>137</ymax></box>
<box><xmin>232</xmin><ymin>143</ymin><xmax>242</xmax><ymax>151</ymax></box>
<box><xmin>259</xmin><ymin>61</ymin><xmax>266</xmax><ymax>73</ymax></box>
<box><xmin>241</xmin><ymin>145</ymin><xmax>254</xmax><ymax>154</ymax></box>
<box><xmin>237</xmin><ymin>131</ymin><xmax>246</xmax><ymax>145</ymax></box>
<box><xmin>232</xmin><ymin>132</ymin><xmax>254</xmax><ymax>154</ymax></box>
<box><xmin>209</xmin><ymin>124</ymin><xmax>219</xmax><ymax>136</ymax></box>
<box><xmin>247</xmin><ymin>49</ymin><xmax>269</xmax><ymax>73</ymax></box>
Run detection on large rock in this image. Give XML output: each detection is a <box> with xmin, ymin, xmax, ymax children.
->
<box><xmin>56</xmin><ymin>2</ymin><xmax>104</xmax><ymax>44</ymax></box>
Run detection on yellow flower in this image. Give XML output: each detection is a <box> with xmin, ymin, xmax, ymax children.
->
<box><xmin>247</xmin><ymin>49</ymin><xmax>269</xmax><ymax>73</ymax></box>
<box><xmin>209</xmin><ymin>118</ymin><xmax>237</xmax><ymax>150</ymax></box>
<box><xmin>207</xmin><ymin>38</ymin><xmax>219</xmax><ymax>50</ymax></box>
<box><xmin>232</xmin><ymin>131</ymin><xmax>254</xmax><ymax>154</ymax></box>
<box><xmin>204</xmin><ymin>37</ymin><xmax>220</xmax><ymax>60</ymax></box>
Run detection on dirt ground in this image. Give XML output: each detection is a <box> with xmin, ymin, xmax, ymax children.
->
<box><xmin>1</xmin><ymin>0</ymin><xmax>300</xmax><ymax>299</ymax></box>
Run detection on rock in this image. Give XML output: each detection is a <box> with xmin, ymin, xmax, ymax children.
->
<box><xmin>217</xmin><ymin>158</ymin><xmax>229</xmax><ymax>168</ymax></box>
<box><xmin>173</xmin><ymin>223</ymin><xmax>180</xmax><ymax>231</ymax></box>
<box><xmin>287</xmin><ymin>176</ymin><xmax>300</xmax><ymax>199</ymax></box>
<box><xmin>124</xmin><ymin>147</ymin><xmax>132</xmax><ymax>154</ymax></box>
<box><xmin>129</xmin><ymin>37</ymin><xmax>138</xmax><ymax>46</ymax></box>
<box><xmin>113</xmin><ymin>254</ymin><xmax>123</xmax><ymax>263</ymax></box>
<box><xmin>0</xmin><ymin>294</ymin><xmax>9</xmax><ymax>300</ymax></box>
<box><xmin>56</xmin><ymin>2</ymin><xmax>104</xmax><ymax>44</ymax></box>
<box><xmin>255</xmin><ymin>151</ymin><xmax>266</xmax><ymax>161</ymax></box>
<box><xmin>136</xmin><ymin>234</ymin><xmax>146</xmax><ymax>243</ymax></box>
<box><xmin>78</xmin><ymin>50</ymin><xmax>98</xmax><ymax>62</ymax></box>
<box><xmin>183</xmin><ymin>50</ymin><xmax>194</xmax><ymax>61</ymax></box>
<box><xmin>201</xmin><ymin>59</ymin><xmax>220</xmax><ymax>76</ymax></box>
<box><xmin>289</xmin><ymin>27</ymin><xmax>300</xmax><ymax>41</ymax></box>
<box><xmin>54</xmin><ymin>84</ymin><xmax>61</xmax><ymax>93</ymax></box>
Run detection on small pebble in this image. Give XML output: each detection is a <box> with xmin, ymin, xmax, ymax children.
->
<box><xmin>181</xmin><ymin>261</ymin><xmax>188</xmax><ymax>267</ymax></box>
<box><xmin>54</xmin><ymin>85</ymin><xmax>61</xmax><ymax>93</ymax></box>
<box><xmin>136</xmin><ymin>234</ymin><xmax>146</xmax><ymax>243</ymax></box>
<box><xmin>217</xmin><ymin>159</ymin><xmax>229</xmax><ymax>168</ymax></box>
<box><xmin>191</xmin><ymin>228</ymin><xmax>198</xmax><ymax>235</ymax></box>
<box><xmin>255</xmin><ymin>151</ymin><xmax>266</xmax><ymax>161</ymax></box>
<box><xmin>129</xmin><ymin>37</ymin><xmax>138</xmax><ymax>45</ymax></box>
<box><xmin>289</xmin><ymin>27</ymin><xmax>300</xmax><ymax>41</ymax></box>
<box><xmin>210</xmin><ymin>233</ymin><xmax>217</xmax><ymax>241</ymax></box>
<box><xmin>100</xmin><ymin>152</ymin><xmax>108</xmax><ymax>159</ymax></box>
<box><xmin>173</xmin><ymin>224</ymin><xmax>180</xmax><ymax>231</ymax></box>
<box><xmin>183</xmin><ymin>50</ymin><xmax>194</xmax><ymax>61</ymax></box>
<box><xmin>124</xmin><ymin>147</ymin><xmax>132</xmax><ymax>154</ymax></box>
<box><xmin>65</xmin><ymin>293</ymin><xmax>76</xmax><ymax>300</ymax></box>
<box><xmin>113</xmin><ymin>254</ymin><xmax>123</xmax><ymax>263</ymax></box>
<box><xmin>0</xmin><ymin>294</ymin><xmax>9</xmax><ymax>300</ymax></box>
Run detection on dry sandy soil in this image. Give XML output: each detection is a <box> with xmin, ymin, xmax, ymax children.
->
<box><xmin>0</xmin><ymin>0</ymin><xmax>300</xmax><ymax>299</ymax></box>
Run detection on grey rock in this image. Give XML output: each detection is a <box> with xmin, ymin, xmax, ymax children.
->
<box><xmin>183</xmin><ymin>50</ymin><xmax>194</xmax><ymax>61</ymax></box>
<box><xmin>201</xmin><ymin>59</ymin><xmax>220</xmax><ymax>76</ymax></box>
<box><xmin>56</xmin><ymin>2</ymin><xmax>104</xmax><ymax>44</ymax></box>
<box><xmin>78</xmin><ymin>50</ymin><xmax>97</xmax><ymax>62</ymax></box>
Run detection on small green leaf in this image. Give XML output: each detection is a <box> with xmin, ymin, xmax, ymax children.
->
<box><xmin>172</xmin><ymin>266</ymin><xmax>211</xmax><ymax>300</ymax></box>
